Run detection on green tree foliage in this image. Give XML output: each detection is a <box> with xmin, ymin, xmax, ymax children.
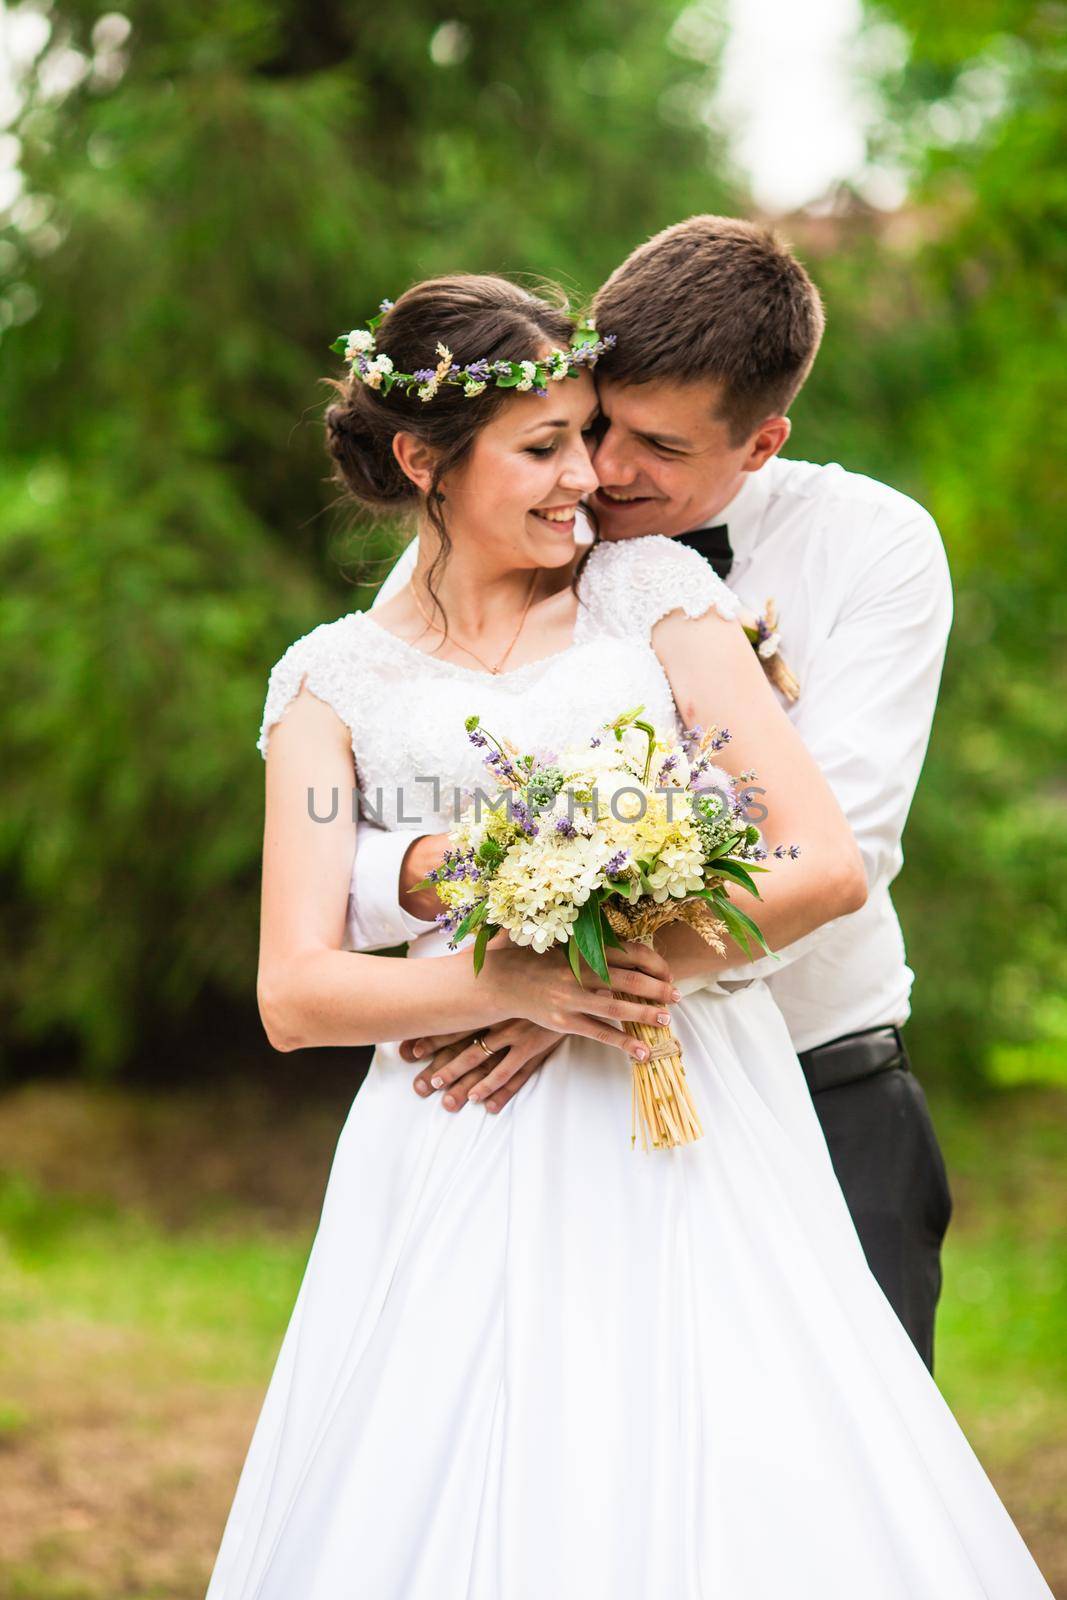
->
<box><xmin>795</xmin><ymin>0</ymin><xmax>1067</xmax><ymax>1087</ymax></box>
<box><xmin>3</xmin><ymin>1</ymin><xmax>1062</xmax><ymax>1091</ymax></box>
<box><xmin>0</xmin><ymin>1</ymin><xmax>735</xmax><ymax>1071</ymax></box>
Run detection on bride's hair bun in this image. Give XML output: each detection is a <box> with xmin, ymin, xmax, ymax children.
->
<box><xmin>323</xmin><ymin>273</ymin><xmax>576</xmax><ymax>529</ymax></box>
<box><xmin>324</xmin><ymin>394</ymin><xmax>415</xmax><ymax>511</ymax></box>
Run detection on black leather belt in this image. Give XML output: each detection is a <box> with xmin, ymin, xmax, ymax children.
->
<box><xmin>797</xmin><ymin>1024</ymin><xmax>907</xmax><ymax>1095</ymax></box>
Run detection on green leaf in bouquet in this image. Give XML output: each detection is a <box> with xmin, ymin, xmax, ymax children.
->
<box><xmin>704</xmin><ymin>833</ymin><xmax>745</xmax><ymax>863</ymax></box>
<box><xmin>566</xmin><ymin>932</ymin><xmax>585</xmax><ymax>985</ymax></box>
<box><xmin>453</xmin><ymin>898</ymin><xmax>490</xmax><ymax>943</ymax></box>
<box><xmin>477</xmin><ymin>837</ymin><xmax>505</xmax><ymax>867</ymax></box>
<box><xmin>706</xmin><ymin>889</ymin><xmax>774</xmax><ymax>959</ymax></box>
<box><xmin>707</xmin><ymin>859</ymin><xmax>764</xmax><ymax>899</ymax></box>
<box><xmin>573</xmin><ymin>896</ymin><xmax>611</xmax><ymax>983</ymax></box>
<box><xmin>472</xmin><ymin>921</ymin><xmax>493</xmax><ymax>974</ymax></box>
<box><xmin>408</xmin><ymin>875</ymin><xmax>436</xmax><ymax>893</ymax></box>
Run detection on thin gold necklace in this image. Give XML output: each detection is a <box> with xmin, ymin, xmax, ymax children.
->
<box><xmin>409</xmin><ymin>567</ymin><xmax>540</xmax><ymax>675</ymax></box>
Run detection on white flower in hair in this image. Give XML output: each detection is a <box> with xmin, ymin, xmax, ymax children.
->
<box><xmin>344</xmin><ymin>328</ymin><xmax>376</xmax><ymax>360</ymax></box>
<box><xmin>362</xmin><ymin>353</ymin><xmax>394</xmax><ymax>390</ymax></box>
<box><xmin>515</xmin><ymin>360</ymin><xmax>538</xmax><ymax>392</ymax></box>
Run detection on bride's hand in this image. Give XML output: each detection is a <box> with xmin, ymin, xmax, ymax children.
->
<box><xmin>480</xmin><ymin>938</ymin><xmax>680</xmax><ymax>1061</ymax></box>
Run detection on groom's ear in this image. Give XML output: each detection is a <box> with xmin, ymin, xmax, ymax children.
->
<box><xmin>393</xmin><ymin>432</ymin><xmax>438</xmax><ymax>494</ymax></box>
<box><xmin>742</xmin><ymin>415</ymin><xmax>791</xmax><ymax>473</ymax></box>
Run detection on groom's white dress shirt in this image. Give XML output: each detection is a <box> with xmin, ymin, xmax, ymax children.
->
<box><xmin>342</xmin><ymin>455</ymin><xmax>953</xmax><ymax>1054</ymax></box>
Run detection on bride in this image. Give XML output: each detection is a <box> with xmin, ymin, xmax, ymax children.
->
<box><xmin>206</xmin><ymin>274</ymin><xmax>1052</xmax><ymax>1597</ymax></box>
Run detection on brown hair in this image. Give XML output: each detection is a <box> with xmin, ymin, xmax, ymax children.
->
<box><xmin>324</xmin><ymin>273</ymin><xmax>589</xmax><ymax>631</ymax></box>
<box><xmin>592</xmin><ymin>215</ymin><xmax>825</xmax><ymax>442</ymax></box>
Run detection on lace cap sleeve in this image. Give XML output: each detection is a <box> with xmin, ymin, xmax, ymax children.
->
<box><xmin>256</xmin><ymin>614</ymin><xmax>363</xmax><ymax>760</ymax></box>
<box><xmin>580</xmin><ymin>534</ymin><xmax>741</xmax><ymax>640</ymax></box>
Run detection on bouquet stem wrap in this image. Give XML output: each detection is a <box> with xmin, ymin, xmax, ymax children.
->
<box><xmin>604</xmin><ymin>899</ymin><xmax>728</xmax><ymax>1153</ymax></box>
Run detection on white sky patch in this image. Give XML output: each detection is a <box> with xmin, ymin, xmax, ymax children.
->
<box><xmin>718</xmin><ymin>0</ymin><xmax>892</xmax><ymax>213</ymax></box>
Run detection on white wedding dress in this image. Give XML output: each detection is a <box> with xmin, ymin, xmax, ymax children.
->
<box><xmin>206</xmin><ymin>536</ymin><xmax>1052</xmax><ymax>1598</ymax></box>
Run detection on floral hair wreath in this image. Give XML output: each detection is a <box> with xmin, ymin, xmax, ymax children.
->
<box><xmin>331</xmin><ymin>299</ymin><xmax>616</xmax><ymax>403</ymax></box>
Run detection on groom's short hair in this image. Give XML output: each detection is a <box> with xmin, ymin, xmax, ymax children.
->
<box><xmin>592</xmin><ymin>215</ymin><xmax>825</xmax><ymax>442</ymax></box>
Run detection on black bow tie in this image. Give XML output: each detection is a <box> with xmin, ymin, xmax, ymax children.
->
<box><xmin>675</xmin><ymin>524</ymin><xmax>733</xmax><ymax>579</ymax></box>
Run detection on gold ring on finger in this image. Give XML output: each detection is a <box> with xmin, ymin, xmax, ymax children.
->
<box><xmin>474</xmin><ymin>1034</ymin><xmax>494</xmax><ymax>1058</ymax></box>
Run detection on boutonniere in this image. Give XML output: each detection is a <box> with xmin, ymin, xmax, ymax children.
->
<box><xmin>740</xmin><ymin>599</ymin><xmax>800</xmax><ymax>703</ymax></box>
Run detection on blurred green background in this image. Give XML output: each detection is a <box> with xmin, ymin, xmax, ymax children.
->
<box><xmin>0</xmin><ymin>1</ymin><xmax>1064</xmax><ymax>1595</ymax></box>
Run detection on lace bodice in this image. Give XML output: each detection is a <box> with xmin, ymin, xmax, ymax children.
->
<box><xmin>257</xmin><ymin>535</ymin><xmax>739</xmax><ymax>829</ymax></box>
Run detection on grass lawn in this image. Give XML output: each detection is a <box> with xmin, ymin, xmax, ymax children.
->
<box><xmin>0</xmin><ymin>1076</ymin><xmax>1063</xmax><ymax>1598</ymax></box>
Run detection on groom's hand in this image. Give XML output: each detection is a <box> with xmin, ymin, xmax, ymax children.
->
<box><xmin>403</xmin><ymin>1020</ymin><xmax>564</xmax><ymax>1114</ymax></box>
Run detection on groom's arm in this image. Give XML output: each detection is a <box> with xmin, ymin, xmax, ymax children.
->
<box><xmin>344</xmin><ymin>829</ymin><xmax>443</xmax><ymax>950</ymax></box>
<box><xmin>704</xmin><ymin>502</ymin><xmax>953</xmax><ymax>981</ymax></box>
<box><xmin>345</xmin><ymin>535</ymin><xmax>440</xmax><ymax>952</ymax></box>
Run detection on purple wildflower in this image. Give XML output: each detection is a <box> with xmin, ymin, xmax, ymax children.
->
<box><xmin>605</xmin><ymin>849</ymin><xmax>631</xmax><ymax>876</ymax></box>
<box><xmin>554</xmin><ymin>816</ymin><xmax>578</xmax><ymax>838</ymax></box>
<box><xmin>509</xmin><ymin>797</ymin><xmax>539</xmax><ymax>836</ymax></box>
<box><xmin>484</xmin><ymin>748</ymin><xmax>522</xmax><ymax>784</ymax></box>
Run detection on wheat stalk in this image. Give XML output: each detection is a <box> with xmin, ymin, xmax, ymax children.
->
<box><xmin>604</xmin><ymin>897</ymin><xmax>727</xmax><ymax>1152</ymax></box>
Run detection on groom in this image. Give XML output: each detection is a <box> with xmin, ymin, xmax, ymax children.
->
<box><xmin>346</xmin><ymin>216</ymin><xmax>955</xmax><ymax>1375</ymax></box>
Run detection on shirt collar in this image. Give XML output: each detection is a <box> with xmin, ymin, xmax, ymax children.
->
<box><xmin>713</xmin><ymin>461</ymin><xmax>776</xmax><ymax>566</ymax></box>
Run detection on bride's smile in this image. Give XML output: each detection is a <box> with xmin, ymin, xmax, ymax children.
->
<box><xmin>405</xmin><ymin>369</ymin><xmax>600</xmax><ymax>573</ymax></box>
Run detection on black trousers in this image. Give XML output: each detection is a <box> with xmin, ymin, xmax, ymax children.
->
<box><xmin>801</xmin><ymin>1026</ymin><xmax>954</xmax><ymax>1375</ymax></box>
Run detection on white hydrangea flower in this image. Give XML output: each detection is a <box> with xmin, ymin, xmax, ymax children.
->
<box><xmin>485</xmin><ymin>831</ymin><xmax>613</xmax><ymax>946</ymax></box>
<box><xmin>644</xmin><ymin>840</ymin><xmax>706</xmax><ymax>903</ymax></box>
<box><xmin>515</xmin><ymin>360</ymin><xmax>538</xmax><ymax>392</ymax></box>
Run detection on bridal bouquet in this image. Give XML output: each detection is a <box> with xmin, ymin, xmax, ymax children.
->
<box><xmin>417</xmin><ymin>706</ymin><xmax>799</xmax><ymax>1153</ymax></box>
